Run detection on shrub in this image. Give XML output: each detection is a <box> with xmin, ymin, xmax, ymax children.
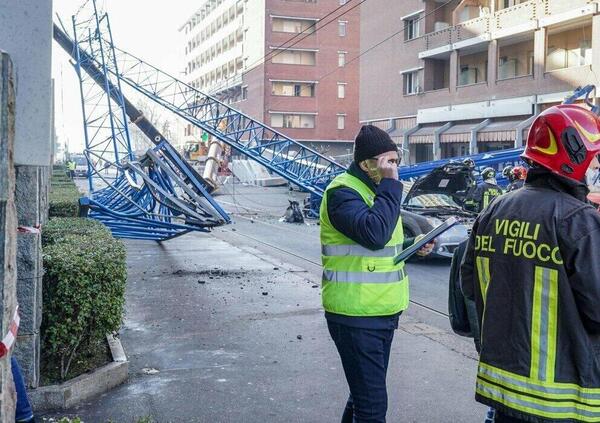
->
<box><xmin>42</xmin><ymin>217</ymin><xmax>126</xmax><ymax>380</ymax></box>
<box><xmin>42</xmin><ymin>217</ymin><xmax>109</xmax><ymax>246</ymax></box>
<box><xmin>49</xmin><ymin>180</ymin><xmax>81</xmax><ymax>218</ymax></box>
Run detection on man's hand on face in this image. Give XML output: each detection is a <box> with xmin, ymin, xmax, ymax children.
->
<box><xmin>377</xmin><ymin>155</ymin><xmax>399</xmax><ymax>181</ymax></box>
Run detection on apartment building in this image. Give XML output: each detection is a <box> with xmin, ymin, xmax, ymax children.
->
<box><xmin>179</xmin><ymin>0</ymin><xmax>360</xmax><ymax>158</ymax></box>
<box><xmin>360</xmin><ymin>0</ymin><xmax>600</xmax><ymax>164</ymax></box>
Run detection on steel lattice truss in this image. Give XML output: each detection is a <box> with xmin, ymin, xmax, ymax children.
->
<box><xmin>60</xmin><ymin>1</ymin><xmax>229</xmax><ymax>240</ymax></box>
<box><xmin>99</xmin><ymin>45</ymin><xmax>347</xmax><ymax>198</ymax></box>
<box><xmin>64</xmin><ymin>1</ymin><xmax>528</xmax><ymax>225</ymax></box>
<box><xmin>71</xmin><ymin>2</ymin><xmax>133</xmax><ymax>192</ymax></box>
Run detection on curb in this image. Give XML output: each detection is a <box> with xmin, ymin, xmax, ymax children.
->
<box><xmin>28</xmin><ymin>334</ymin><xmax>128</xmax><ymax>411</ymax></box>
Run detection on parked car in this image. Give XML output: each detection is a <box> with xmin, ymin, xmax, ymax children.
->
<box><xmin>401</xmin><ymin>162</ymin><xmax>477</xmax><ymax>258</ymax></box>
<box><xmin>71</xmin><ymin>155</ymin><xmax>89</xmax><ymax>178</ymax></box>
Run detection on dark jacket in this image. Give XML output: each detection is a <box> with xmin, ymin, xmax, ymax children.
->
<box><xmin>461</xmin><ymin>167</ymin><xmax>600</xmax><ymax>422</ymax></box>
<box><xmin>506</xmin><ymin>179</ymin><xmax>525</xmax><ymax>192</ymax></box>
<box><xmin>448</xmin><ymin>239</ymin><xmax>481</xmax><ymax>352</ymax></box>
<box><xmin>325</xmin><ymin>162</ymin><xmax>412</xmax><ymax>329</ymax></box>
<box><xmin>464</xmin><ymin>181</ymin><xmax>503</xmax><ymax>213</ymax></box>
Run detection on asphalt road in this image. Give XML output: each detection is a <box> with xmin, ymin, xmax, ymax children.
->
<box><xmin>44</xmin><ymin>180</ymin><xmax>485</xmax><ymax>423</ymax></box>
<box><xmin>214</xmin><ymin>182</ymin><xmax>453</xmax><ymax>317</ymax></box>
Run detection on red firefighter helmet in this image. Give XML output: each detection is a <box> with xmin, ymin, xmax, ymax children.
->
<box><xmin>511</xmin><ymin>166</ymin><xmax>527</xmax><ymax>180</ymax></box>
<box><xmin>522</xmin><ymin>104</ymin><xmax>600</xmax><ymax>182</ymax></box>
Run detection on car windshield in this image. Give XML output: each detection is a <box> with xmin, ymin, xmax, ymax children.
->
<box><xmin>74</xmin><ymin>157</ymin><xmax>87</xmax><ymax>166</ymax></box>
<box><xmin>406</xmin><ymin>193</ymin><xmax>461</xmax><ymax>209</ymax></box>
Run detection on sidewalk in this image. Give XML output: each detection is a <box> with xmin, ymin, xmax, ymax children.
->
<box><xmin>45</xmin><ymin>232</ymin><xmax>485</xmax><ymax>423</ymax></box>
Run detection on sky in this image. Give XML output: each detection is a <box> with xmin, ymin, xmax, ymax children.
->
<box><xmin>53</xmin><ymin>0</ymin><xmax>198</xmax><ymax>153</ymax></box>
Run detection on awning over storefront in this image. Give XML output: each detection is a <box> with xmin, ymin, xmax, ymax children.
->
<box><xmin>477</xmin><ymin>119</ymin><xmax>523</xmax><ymax>142</ymax></box>
<box><xmin>388</xmin><ymin>127</ymin><xmax>406</xmax><ymax>138</ymax></box>
<box><xmin>439</xmin><ymin>122</ymin><xmax>478</xmax><ymax>143</ymax></box>
<box><xmin>408</xmin><ymin>125</ymin><xmax>440</xmax><ymax>144</ymax></box>
<box><xmin>401</xmin><ymin>115</ymin><xmax>534</xmax><ymax>148</ymax></box>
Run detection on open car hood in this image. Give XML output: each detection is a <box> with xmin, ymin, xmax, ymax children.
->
<box><xmin>403</xmin><ymin>162</ymin><xmax>475</xmax><ymax>210</ymax></box>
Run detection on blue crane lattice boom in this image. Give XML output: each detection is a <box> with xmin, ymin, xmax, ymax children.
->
<box><xmin>55</xmin><ymin>2</ymin><xmax>230</xmax><ymax>240</ymax></box>
<box><xmin>61</xmin><ymin>1</ymin><xmax>529</xmax><ymax>225</ymax></box>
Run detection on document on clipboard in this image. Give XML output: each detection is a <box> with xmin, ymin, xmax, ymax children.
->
<box><xmin>394</xmin><ymin>217</ymin><xmax>459</xmax><ymax>264</ymax></box>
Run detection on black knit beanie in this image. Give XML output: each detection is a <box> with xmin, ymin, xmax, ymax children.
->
<box><xmin>353</xmin><ymin>125</ymin><xmax>398</xmax><ymax>163</ymax></box>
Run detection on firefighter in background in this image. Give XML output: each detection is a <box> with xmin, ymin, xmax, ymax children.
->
<box><xmin>464</xmin><ymin>167</ymin><xmax>503</xmax><ymax>213</ymax></box>
<box><xmin>507</xmin><ymin>166</ymin><xmax>527</xmax><ymax>192</ymax></box>
<box><xmin>502</xmin><ymin>165</ymin><xmax>514</xmax><ymax>185</ymax></box>
<box><xmin>461</xmin><ymin>103</ymin><xmax>600</xmax><ymax>423</ymax></box>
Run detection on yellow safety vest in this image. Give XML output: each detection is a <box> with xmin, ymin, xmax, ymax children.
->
<box><xmin>319</xmin><ymin>172</ymin><xmax>409</xmax><ymax>316</ymax></box>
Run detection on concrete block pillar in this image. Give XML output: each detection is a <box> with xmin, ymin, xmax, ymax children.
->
<box><xmin>14</xmin><ymin>225</ymin><xmax>43</xmax><ymax>388</ymax></box>
<box><xmin>449</xmin><ymin>51</ymin><xmax>459</xmax><ymax>93</ymax></box>
<box><xmin>487</xmin><ymin>39</ymin><xmax>498</xmax><ymax>87</ymax></box>
<box><xmin>0</xmin><ymin>50</ymin><xmax>19</xmax><ymax>420</ymax></box>
<box><xmin>0</xmin><ymin>0</ymin><xmax>54</xmax><ymax>389</ymax></box>
<box><xmin>13</xmin><ymin>165</ymin><xmax>48</xmax><ymax>390</ymax></box>
<box><xmin>533</xmin><ymin>27</ymin><xmax>547</xmax><ymax>81</ymax></box>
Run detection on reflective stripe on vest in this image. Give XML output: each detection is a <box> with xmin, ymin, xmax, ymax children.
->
<box><xmin>323</xmin><ymin>268</ymin><xmax>406</xmax><ymax>284</ymax></box>
<box><xmin>321</xmin><ymin>244</ymin><xmax>397</xmax><ymax>257</ymax></box>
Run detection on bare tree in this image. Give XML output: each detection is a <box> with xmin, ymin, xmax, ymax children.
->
<box><xmin>129</xmin><ymin>98</ymin><xmax>179</xmax><ymax>156</ymax></box>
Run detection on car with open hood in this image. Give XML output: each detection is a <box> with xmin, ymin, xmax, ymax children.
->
<box><xmin>401</xmin><ymin>161</ymin><xmax>477</xmax><ymax>258</ymax></box>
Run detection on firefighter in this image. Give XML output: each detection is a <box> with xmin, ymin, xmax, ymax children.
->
<box><xmin>507</xmin><ymin>166</ymin><xmax>527</xmax><ymax>192</ymax></box>
<box><xmin>464</xmin><ymin>167</ymin><xmax>503</xmax><ymax>213</ymax></box>
<box><xmin>502</xmin><ymin>165</ymin><xmax>514</xmax><ymax>185</ymax></box>
<box><xmin>461</xmin><ymin>103</ymin><xmax>600</xmax><ymax>423</ymax></box>
<box><xmin>320</xmin><ymin>125</ymin><xmax>433</xmax><ymax>423</ymax></box>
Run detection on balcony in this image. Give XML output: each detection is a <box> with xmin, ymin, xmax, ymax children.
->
<box><xmin>417</xmin><ymin>0</ymin><xmax>598</xmax><ymax>58</ymax></box>
<box><xmin>492</xmin><ymin>0</ymin><xmax>539</xmax><ymax>37</ymax></box>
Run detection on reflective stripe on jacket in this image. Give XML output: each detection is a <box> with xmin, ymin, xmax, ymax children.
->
<box><xmin>320</xmin><ymin>172</ymin><xmax>409</xmax><ymax>317</ymax></box>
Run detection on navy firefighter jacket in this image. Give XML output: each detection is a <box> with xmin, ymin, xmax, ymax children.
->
<box><xmin>461</xmin><ymin>167</ymin><xmax>600</xmax><ymax>422</ymax></box>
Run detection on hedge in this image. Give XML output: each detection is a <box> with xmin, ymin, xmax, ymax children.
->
<box><xmin>42</xmin><ymin>217</ymin><xmax>127</xmax><ymax>381</ymax></box>
<box><xmin>49</xmin><ymin>172</ymin><xmax>81</xmax><ymax>218</ymax></box>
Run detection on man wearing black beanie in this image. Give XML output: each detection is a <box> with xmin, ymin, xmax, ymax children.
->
<box><xmin>320</xmin><ymin>125</ymin><xmax>433</xmax><ymax>422</ymax></box>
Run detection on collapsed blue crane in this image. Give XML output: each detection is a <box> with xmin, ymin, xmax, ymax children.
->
<box><xmin>73</xmin><ymin>27</ymin><xmax>525</xmax><ymax>213</ymax></box>
<box><xmin>58</xmin><ymin>1</ymin><xmax>528</xmax><ymax>228</ymax></box>
<box><xmin>54</xmin><ymin>2</ymin><xmax>230</xmax><ymax>240</ymax></box>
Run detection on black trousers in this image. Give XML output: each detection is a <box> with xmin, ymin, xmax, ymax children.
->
<box><xmin>494</xmin><ymin>411</ymin><xmax>529</xmax><ymax>422</ymax></box>
<box><xmin>327</xmin><ymin>321</ymin><xmax>395</xmax><ymax>423</ymax></box>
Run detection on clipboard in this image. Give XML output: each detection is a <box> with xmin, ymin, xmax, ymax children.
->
<box><xmin>394</xmin><ymin>217</ymin><xmax>459</xmax><ymax>264</ymax></box>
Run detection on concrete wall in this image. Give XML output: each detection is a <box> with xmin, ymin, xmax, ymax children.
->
<box><xmin>0</xmin><ymin>0</ymin><xmax>53</xmax><ymax>167</ymax></box>
<box><xmin>0</xmin><ymin>50</ymin><xmax>18</xmax><ymax>421</ymax></box>
<box><xmin>0</xmin><ymin>0</ymin><xmax>54</xmax><ymax>388</ymax></box>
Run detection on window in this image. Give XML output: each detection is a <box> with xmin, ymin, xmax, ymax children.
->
<box><xmin>403</xmin><ymin>71</ymin><xmax>420</xmax><ymax>95</ymax></box>
<box><xmin>271</xmin><ymin>49</ymin><xmax>316</xmax><ymax>65</ymax></box>
<box><xmin>458</xmin><ymin>50</ymin><xmax>488</xmax><ymax>86</ymax></box>
<box><xmin>338</xmin><ymin>52</ymin><xmax>346</xmax><ymax>67</ymax></box>
<box><xmin>337</xmin><ymin>83</ymin><xmax>346</xmax><ymax>99</ymax></box>
<box><xmin>242</xmin><ymin>86</ymin><xmax>248</xmax><ymax>100</ymax></box>
<box><xmin>272</xmin><ymin>81</ymin><xmax>315</xmax><ymax>97</ymax></box>
<box><xmin>337</xmin><ymin>115</ymin><xmax>346</xmax><ymax>130</ymax></box>
<box><xmin>404</xmin><ymin>16</ymin><xmax>420</xmax><ymax>41</ymax></box>
<box><xmin>271</xmin><ymin>113</ymin><xmax>316</xmax><ymax>129</ymax></box>
<box><xmin>498</xmin><ymin>38</ymin><xmax>534</xmax><ymax>80</ymax></box>
<box><xmin>546</xmin><ymin>24</ymin><xmax>592</xmax><ymax>72</ymax></box>
<box><xmin>273</xmin><ymin>17</ymin><xmax>316</xmax><ymax>34</ymax></box>
<box><xmin>423</xmin><ymin>58</ymin><xmax>450</xmax><ymax>91</ymax></box>
<box><xmin>338</xmin><ymin>21</ymin><xmax>347</xmax><ymax>37</ymax></box>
